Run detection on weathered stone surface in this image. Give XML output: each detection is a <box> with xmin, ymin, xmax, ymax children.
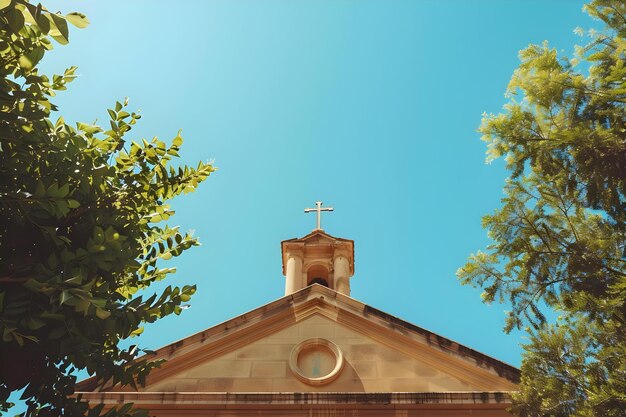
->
<box><xmin>78</xmin><ymin>280</ymin><xmax>519</xmax><ymax>417</ymax></box>
<box><xmin>138</xmin><ymin>311</ymin><xmax>514</xmax><ymax>394</ymax></box>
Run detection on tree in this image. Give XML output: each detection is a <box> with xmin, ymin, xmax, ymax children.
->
<box><xmin>0</xmin><ymin>1</ymin><xmax>214</xmax><ymax>415</ymax></box>
<box><xmin>457</xmin><ymin>1</ymin><xmax>626</xmax><ymax>415</ymax></box>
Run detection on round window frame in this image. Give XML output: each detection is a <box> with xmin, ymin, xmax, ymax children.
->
<box><xmin>289</xmin><ymin>338</ymin><xmax>344</xmax><ymax>386</ymax></box>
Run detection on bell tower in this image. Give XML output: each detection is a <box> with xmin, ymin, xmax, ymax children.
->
<box><xmin>280</xmin><ymin>202</ymin><xmax>355</xmax><ymax>296</ymax></box>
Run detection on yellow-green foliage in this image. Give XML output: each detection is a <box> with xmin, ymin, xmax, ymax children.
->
<box><xmin>458</xmin><ymin>1</ymin><xmax>626</xmax><ymax>415</ymax></box>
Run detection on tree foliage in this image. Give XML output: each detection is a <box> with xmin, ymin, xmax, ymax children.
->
<box><xmin>0</xmin><ymin>1</ymin><xmax>214</xmax><ymax>415</ymax></box>
<box><xmin>458</xmin><ymin>1</ymin><xmax>626</xmax><ymax>415</ymax></box>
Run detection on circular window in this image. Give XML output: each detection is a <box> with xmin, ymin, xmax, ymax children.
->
<box><xmin>289</xmin><ymin>338</ymin><xmax>344</xmax><ymax>385</ymax></box>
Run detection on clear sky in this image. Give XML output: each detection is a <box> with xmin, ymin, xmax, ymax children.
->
<box><xmin>10</xmin><ymin>0</ymin><xmax>594</xmax><ymax>411</ymax></box>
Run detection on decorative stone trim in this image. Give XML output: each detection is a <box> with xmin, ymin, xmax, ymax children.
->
<box><xmin>288</xmin><ymin>338</ymin><xmax>344</xmax><ymax>385</ymax></box>
<box><xmin>74</xmin><ymin>391</ymin><xmax>515</xmax><ymax>406</ymax></box>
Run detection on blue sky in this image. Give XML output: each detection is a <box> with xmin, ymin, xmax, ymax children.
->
<box><xmin>11</xmin><ymin>0</ymin><xmax>594</xmax><ymax>411</ymax></box>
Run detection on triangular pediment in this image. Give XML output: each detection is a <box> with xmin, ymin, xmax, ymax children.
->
<box><xmin>77</xmin><ymin>285</ymin><xmax>518</xmax><ymax>395</ymax></box>
<box><xmin>282</xmin><ymin>229</ymin><xmax>350</xmax><ymax>244</ymax></box>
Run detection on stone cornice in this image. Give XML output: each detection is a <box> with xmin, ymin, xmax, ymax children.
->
<box><xmin>75</xmin><ymin>391</ymin><xmax>514</xmax><ymax>408</ymax></box>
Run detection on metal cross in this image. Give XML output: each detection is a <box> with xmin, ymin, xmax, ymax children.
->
<box><xmin>304</xmin><ymin>201</ymin><xmax>334</xmax><ymax>230</ymax></box>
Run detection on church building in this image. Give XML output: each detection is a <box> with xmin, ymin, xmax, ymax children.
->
<box><xmin>77</xmin><ymin>202</ymin><xmax>519</xmax><ymax>416</ymax></box>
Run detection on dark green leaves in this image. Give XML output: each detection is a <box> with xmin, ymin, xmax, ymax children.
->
<box><xmin>48</xmin><ymin>12</ymin><xmax>69</xmax><ymax>44</ymax></box>
<box><xmin>17</xmin><ymin>46</ymin><xmax>44</xmax><ymax>70</ymax></box>
<box><xmin>5</xmin><ymin>7</ymin><xmax>25</xmax><ymax>34</ymax></box>
<box><xmin>0</xmin><ymin>1</ymin><xmax>212</xmax><ymax>416</ymax></box>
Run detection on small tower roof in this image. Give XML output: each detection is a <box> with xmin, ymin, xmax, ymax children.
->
<box><xmin>280</xmin><ymin>229</ymin><xmax>355</xmax><ymax>276</ymax></box>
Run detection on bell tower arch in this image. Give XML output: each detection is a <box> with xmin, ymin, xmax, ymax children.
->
<box><xmin>307</xmin><ymin>264</ymin><xmax>330</xmax><ymax>287</ymax></box>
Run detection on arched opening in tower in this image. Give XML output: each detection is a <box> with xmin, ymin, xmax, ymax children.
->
<box><xmin>309</xmin><ymin>277</ymin><xmax>329</xmax><ymax>287</ymax></box>
<box><xmin>307</xmin><ymin>265</ymin><xmax>330</xmax><ymax>288</ymax></box>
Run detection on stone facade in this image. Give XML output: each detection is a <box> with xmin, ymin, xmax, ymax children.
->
<box><xmin>77</xmin><ymin>231</ymin><xmax>519</xmax><ymax>416</ymax></box>
<box><xmin>142</xmin><ymin>313</ymin><xmax>504</xmax><ymax>393</ymax></box>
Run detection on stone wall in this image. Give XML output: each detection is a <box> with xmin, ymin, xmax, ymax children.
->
<box><xmin>145</xmin><ymin>314</ymin><xmax>479</xmax><ymax>393</ymax></box>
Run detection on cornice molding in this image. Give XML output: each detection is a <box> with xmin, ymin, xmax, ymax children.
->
<box><xmin>75</xmin><ymin>391</ymin><xmax>515</xmax><ymax>409</ymax></box>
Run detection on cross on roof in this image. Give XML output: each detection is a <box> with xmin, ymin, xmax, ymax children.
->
<box><xmin>304</xmin><ymin>201</ymin><xmax>334</xmax><ymax>231</ymax></box>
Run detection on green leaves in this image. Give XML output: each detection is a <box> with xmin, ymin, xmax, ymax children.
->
<box><xmin>5</xmin><ymin>6</ymin><xmax>25</xmax><ymax>34</ymax></box>
<box><xmin>66</xmin><ymin>12</ymin><xmax>89</xmax><ymax>29</ymax></box>
<box><xmin>0</xmin><ymin>2</ymin><xmax>212</xmax><ymax>416</ymax></box>
<box><xmin>17</xmin><ymin>46</ymin><xmax>44</xmax><ymax>70</ymax></box>
<box><xmin>48</xmin><ymin>12</ymin><xmax>69</xmax><ymax>44</ymax></box>
<box><xmin>172</xmin><ymin>132</ymin><xmax>183</xmax><ymax>147</ymax></box>
<box><xmin>459</xmin><ymin>1</ymin><xmax>626</xmax><ymax>415</ymax></box>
